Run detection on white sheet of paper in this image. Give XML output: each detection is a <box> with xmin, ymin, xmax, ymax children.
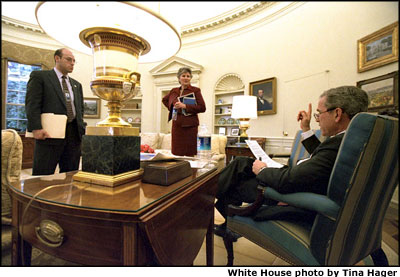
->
<box><xmin>26</xmin><ymin>113</ymin><xmax>67</xmax><ymax>139</ymax></box>
<box><xmin>188</xmin><ymin>160</ymin><xmax>208</xmax><ymax>168</ymax></box>
<box><xmin>245</xmin><ymin>140</ymin><xmax>284</xmax><ymax>168</ymax></box>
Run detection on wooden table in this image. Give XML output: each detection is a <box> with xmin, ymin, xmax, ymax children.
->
<box><xmin>8</xmin><ymin>167</ymin><xmax>219</xmax><ymax>266</ymax></box>
<box><xmin>225</xmin><ymin>145</ymin><xmax>255</xmax><ymax>164</ymax></box>
<box><xmin>225</xmin><ymin>138</ymin><xmax>266</xmax><ymax>164</ymax></box>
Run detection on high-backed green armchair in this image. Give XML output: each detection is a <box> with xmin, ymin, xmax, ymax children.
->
<box><xmin>223</xmin><ymin>113</ymin><xmax>398</xmax><ymax>265</ymax></box>
<box><xmin>272</xmin><ymin>129</ymin><xmax>326</xmax><ymax>167</ymax></box>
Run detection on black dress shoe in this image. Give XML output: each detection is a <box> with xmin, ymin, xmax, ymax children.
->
<box><xmin>214</xmin><ymin>224</ymin><xmax>241</xmax><ymax>242</ymax></box>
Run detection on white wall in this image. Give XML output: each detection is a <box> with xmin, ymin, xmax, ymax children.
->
<box><xmin>2</xmin><ymin>2</ymin><xmax>398</xmax><ymax>135</ymax></box>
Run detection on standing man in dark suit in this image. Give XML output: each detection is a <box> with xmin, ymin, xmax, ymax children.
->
<box><xmin>214</xmin><ymin>86</ymin><xmax>369</xmax><ymax>239</ymax></box>
<box><xmin>26</xmin><ymin>48</ymin><xmax>85</xmax><ymax>175</ymax></box>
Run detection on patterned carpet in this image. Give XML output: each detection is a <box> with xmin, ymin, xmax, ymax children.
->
<box><xmin>1</xmin><ymin>205</ymin><xmax>398</xmax><ymax>266</ymax></box>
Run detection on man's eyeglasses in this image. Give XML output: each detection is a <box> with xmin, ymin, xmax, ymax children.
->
<box><xmin>313</xmin><ymin>107</ymin><xmax>336</xmax><ymax>120</ymax></box>
<box><xmin>62</xmin><ymin>57</ymin><xmax>76</xmax><ymax>64</ymax></box>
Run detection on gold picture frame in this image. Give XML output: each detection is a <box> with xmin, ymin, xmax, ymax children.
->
<box><xmin>83</xmin><ymin>98</ymin><xmax>101</xmax><ymax>119</ymax></box>
<box><xmin>249</xmin><ymin>77</ymin><xmax>277</xmax><ymax>115</ymax></box>
<box><xmin>358</xmin><ymin>21</ymin><xmax>398</xmax><ymax>73</ymax></box>
<box><xmin>356</xmin><ymin>71</ymin><xmax>398</xmax><ymax>112</ymax></box>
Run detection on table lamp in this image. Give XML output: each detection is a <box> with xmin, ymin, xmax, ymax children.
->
<box><xmin>231</xmin><ymin>95</ymin><xmax>258</xmax><ymax>143</ymax></box>
<box><xmin>35</xmin><ymin>2</ymin><xmax>181</xmax><ymax>186</ymax></box>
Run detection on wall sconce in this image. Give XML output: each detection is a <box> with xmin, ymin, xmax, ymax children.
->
<box><xmin>231</xmin><ymin>95</ymin><xmax>257</xmax><ymax>142</ymax></box>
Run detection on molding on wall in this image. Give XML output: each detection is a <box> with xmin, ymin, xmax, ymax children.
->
<box><xmin>181</xmin><ymin>2</ymin><xmax>305</xmax><ymax>49</ymax></box>
<box><xmin>1</xmin><ymin>3</ymin><xmax>274</xmax><ymax>37</ymax></box>
<box><xmin>1</xmin><ymin>2</ymin><xmax>304</xmax><ymax>51</ymax></box>
<box><xmin>214</xmin><ymin>73</ymin><xmax>245</xmax><ymax>91</ymax></box>
<box><xmin>1</xmin><ymin>16</ymin><xmax>44</xmax><ymax>33</ymax></box>
<box><xmin>265</xmin><ymin>136</ymin><xmax>294</xmax><ymax>155</ymax></box>
<box><xmin>150</xmin><ymin>56</ymin><xmax>203</xmax><ymax>78</ymax></box>
<box><xmin>181</xmin><ymin>2</ymin><xmax>275</xmax><ymax>36</ymax></box>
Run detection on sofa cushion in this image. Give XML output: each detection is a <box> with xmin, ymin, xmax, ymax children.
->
<box><xmin>211</xmin><ymin>134</ymin><xmax>227</xmax><ymax>155</ymax></box>
<box><xmin>211</xmin><ymin>134</ymin><xmax>220</xmax><ymax>154</ymax></box>
<box><xmin>160</xmin><ymin>133</ymin><xmax>172</xmax><ymax>150</ymax></box>
<box><xmin>218</xmin><ymin>135</ymin><xmax>227</xmax><ymax>154</ymax></box>
<box><xmin>140</xmin><ymin>133</ymin><xmax>160</xmax><ymax>149</ymax></box>
<box><xmin>2</xmin><ymin>129</ymin><xmax>23</xmax><ymax>217</ymax></box>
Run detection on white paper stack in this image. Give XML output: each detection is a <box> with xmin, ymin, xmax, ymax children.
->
<box><xmin>25</xmin><ymin>113</ymin><xmax>67</xmax><ymax>139</ymax></box>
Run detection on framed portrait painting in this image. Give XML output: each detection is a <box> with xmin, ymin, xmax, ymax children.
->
<box><xmin>83</xmin><ymin>98</ymin><xmax>101</xmax><ymax>119</ymax></box>
<box><xmin>358</xmin><ymin>21</ymin><xmax>398</xmax><ymax>73</ymax></box>
<box><xmin>249</xmin><ymin>77</ymin><xmax>277</xmax><ymax>115</ymax></box>
<box><xmin>356</xmin><ymin>71</ymin><xmax>398</xmax><ymax>112</ymax></box>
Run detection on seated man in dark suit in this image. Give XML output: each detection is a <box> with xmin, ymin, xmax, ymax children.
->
<box><xmin>256</xmin><ymin>89</ymin><xmax>272</xmax><ymax>111</ymax></box>
<box><xmin>215</xmin><ymin>86</ymin><xmax>369</xmax><ymax>240</ymax></box>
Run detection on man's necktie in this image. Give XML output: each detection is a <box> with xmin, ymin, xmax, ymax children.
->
<box><xmin>61</xmin><ymin>76</ymin><xmax>75</xmax><ymax>122</ymax></box>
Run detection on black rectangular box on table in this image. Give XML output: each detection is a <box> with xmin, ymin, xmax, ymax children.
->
<box><xmin>142</xmin><ymin>160</ymin><xmax>192</xmax><ymax>186</ymax></box>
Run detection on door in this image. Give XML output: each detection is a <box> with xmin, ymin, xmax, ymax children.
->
<box><xmin>160</xmin><ymin>90</ymin><xmax>172</xmax><ymax>134</ymax></box>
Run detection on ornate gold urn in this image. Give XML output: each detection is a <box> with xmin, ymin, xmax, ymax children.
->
<box><xmin>80</xmin><ymin>27</ymin><xmax>149</xmax><ymax>129</ymax></box>
<box><xmin>35</xmin><ymin>2</ymin><xmax>181</xmax><ymax>187</ymax></box>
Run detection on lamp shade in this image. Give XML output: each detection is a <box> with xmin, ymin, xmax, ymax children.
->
<box><xmin>35</xmin><ymin>2</ymin><xmax>181</xmax><ymax>63</ymax></box>
<box><xmin>231</xmin><ymin>96</ymin><xmax>258</xmax><ymax>119</ymax></box>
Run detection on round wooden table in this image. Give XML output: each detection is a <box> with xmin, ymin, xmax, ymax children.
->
<box><xmin>8</xmin><ymin>167</ymin><xmax>219</xmax><ymax>265</ymax></box>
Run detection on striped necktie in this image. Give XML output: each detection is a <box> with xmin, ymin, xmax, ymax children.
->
<box><xmin>61</xmin><ymin>76</ymin><xmax>75</xmax><ymax>122</ymax></box>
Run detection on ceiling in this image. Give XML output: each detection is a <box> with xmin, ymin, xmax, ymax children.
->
<box><xmin>1</xmin><ymin>1</ymin><xmax>255</xmax><ymax>33</ymax></box>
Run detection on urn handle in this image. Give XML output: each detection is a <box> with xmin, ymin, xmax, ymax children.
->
<box><xmin>35</xmin><ymin>219</ymin><xmax>64</xmax><ymax>248</ymax></box>
<box><xmin>124</xmin><ymin>71</ymin><xmax>141</xmax><ymax>85</ymax></box>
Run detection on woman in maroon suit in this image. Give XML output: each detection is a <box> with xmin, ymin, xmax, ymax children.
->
<box><xmin>162</xmin><ymin>67</ymin><xmax>206</xmax><ymax>156</ymax></box>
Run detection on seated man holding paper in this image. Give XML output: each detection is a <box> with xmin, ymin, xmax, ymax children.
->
<box><xmin>25</xmin><ymin>48</ymin><xmax>85</xmax><ymax>175</ymax></box>
<box><xmin>214</xmin><ymin>86</ymin><xmax>369</xmax><ymax>240</ymax></box>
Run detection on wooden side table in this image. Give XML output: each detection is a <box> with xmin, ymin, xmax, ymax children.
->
<box><xmin>225</xmin><ymin>137</ymin><xmax>266</xmax><ymax>164</ymax></box>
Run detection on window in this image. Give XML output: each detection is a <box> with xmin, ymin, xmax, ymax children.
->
<box><xmin>6</xmin><ymin>61</ymin><xmax>41</xmax><ymax>131</ymax></box>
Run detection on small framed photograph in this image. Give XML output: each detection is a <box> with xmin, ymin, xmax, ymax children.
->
<box><xmin>249</xmin><ymin>77</ymin><xmax>277</xmax><ymax>116</ymax></box>
<box><xmin>219</xmin><ymin>127</ymin><xmax>226</xmax><ymax>135</ymax></box>
<box><xmin>356</xmin><ymin>71</ymin><xmax>398</xmax><ymax>112</ymax></box>
<box><xmin>83</xmin><ymin>98</ymin><xmax>101</xmax><ymax>119</ymax></box>
<box><xmin>358</xmin><ymin>21</ymin><xmax>398</xmax><ymax>73</ymax></box>
<box><xmin>231</xmin><ymin>128</ymin><xmax>239</xmax><ymax>136</ymax></box>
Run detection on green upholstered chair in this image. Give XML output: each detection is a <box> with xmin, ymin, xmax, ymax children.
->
<box><xmin>272</xmin><ymin>129</ymin><xmax>326</xmax><ymax>167</ymax></box>
<box><xmin>223</xmin><ymin>113</ymin><xmax>398</xmax><ymax>265</ymax></box>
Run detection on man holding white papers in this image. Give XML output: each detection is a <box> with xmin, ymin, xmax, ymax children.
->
<box><xmin>26</xmin><ymin>48</ymin><xmax>85</xmax><ymax>175</ymax></box>
<box><xmin>214</xmin><ymin>86</ymin><xmax>369</xmax><ymax>240</ymax></box>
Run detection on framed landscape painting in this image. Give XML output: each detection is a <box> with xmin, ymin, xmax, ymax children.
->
<box><xmin>356</xmin><ymin>71</ymin><xmax>398</xmax><ymax>112</ymax></box>
<box><xmin>83</xmin><ymin>98</ymin><xmax>101</xmax><ymax>119</ymax></box>
<box><xmin>358</xmin><ymin>21</ymin><xmax>398</xmax><ymax>72</ymax></box>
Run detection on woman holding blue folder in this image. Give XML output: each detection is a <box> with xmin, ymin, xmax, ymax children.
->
<box><xmin>162</xmin><ymin>67</ymin><xmax>206</xmax><ymax>156</ymax></box>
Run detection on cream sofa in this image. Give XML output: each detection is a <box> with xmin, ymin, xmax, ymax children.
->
<box><xmin>140</xmin><ymin>133</ymin><xmax>227</xmax><ymax>170</ymax></box>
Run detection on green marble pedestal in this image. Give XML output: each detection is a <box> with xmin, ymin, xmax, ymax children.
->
<box><xmin>73</xmin><ymin>126</ymin><xmax>142</xmax><ymax>187</ymax></box>
<box><xmin>81</xmin><ymin>135</ymin><xmax>140</xmax><ymax>175</ymax></box>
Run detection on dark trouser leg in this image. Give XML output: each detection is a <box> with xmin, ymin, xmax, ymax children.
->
<box><xmin>32</xmin><ymin>142</ymin><xmax>64</xmax><ymax>175</ymax></box>
<box><xmin>215</xmin><ymin>156</ymin><xmax>259</xmax><ymax>219</ymax></box>
<box><xmin>59</xmin><ymin>120</ymin><xmax>81</xmax><ymax>173</ymax></box>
